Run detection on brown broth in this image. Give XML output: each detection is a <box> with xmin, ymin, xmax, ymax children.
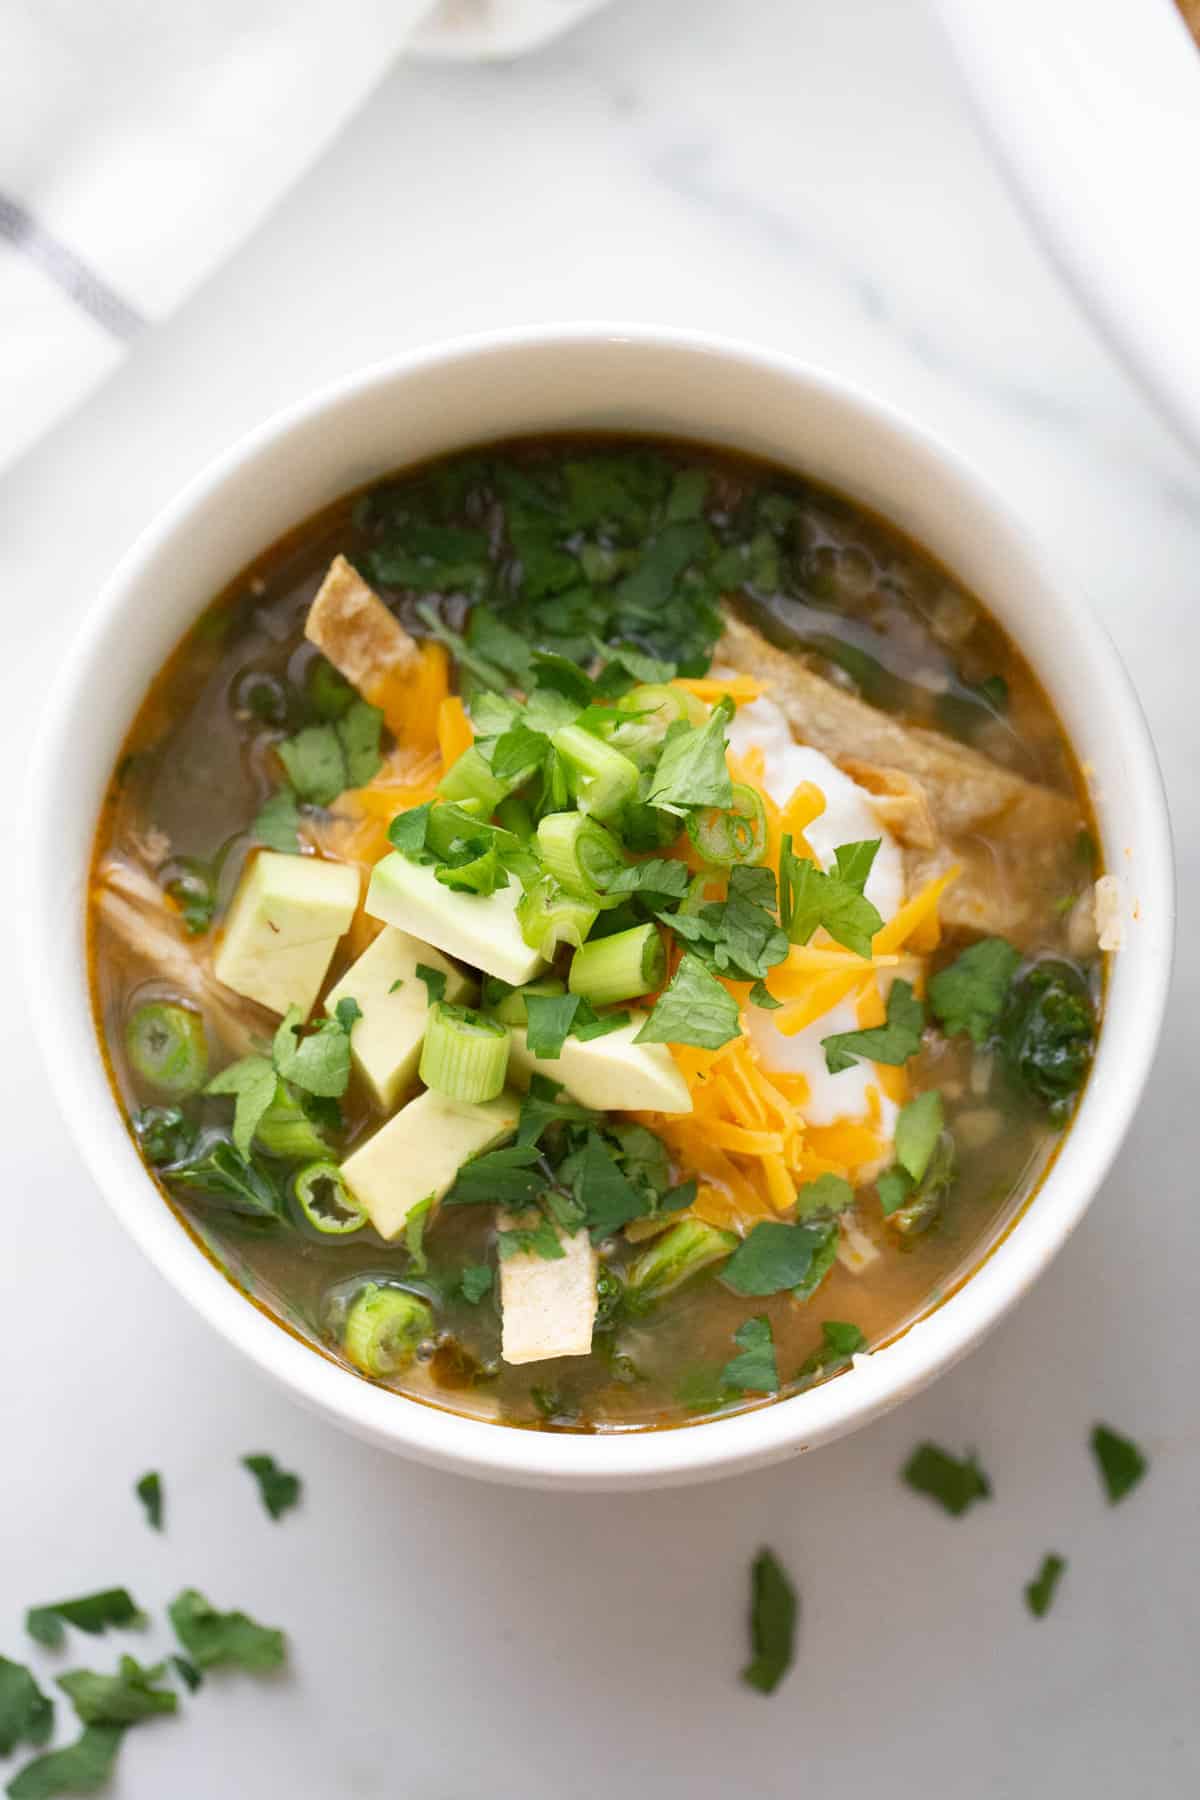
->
<box><xmin>89</xmin><ymin>436</ymin><xmax>1101</xmax><ymax>1432</ymax></box>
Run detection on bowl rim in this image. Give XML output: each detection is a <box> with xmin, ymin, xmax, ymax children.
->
<box><xmin>25</xmin><ymin>322</ymin><xmax>1175</xmax><ymax>1489</ymax></box>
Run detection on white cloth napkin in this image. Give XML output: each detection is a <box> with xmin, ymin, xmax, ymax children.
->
<box><xmin>0</xmin><ymin>0</ymin><xmax>608</xmax><ymax>476</ymax></box>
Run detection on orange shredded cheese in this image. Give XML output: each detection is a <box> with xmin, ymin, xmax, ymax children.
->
<box><xmin>436</xmin><ymin>694</ymin><xmax>474</xmax><ymax>769</ymax></box>
<box><xmin>872</xmin><ymin>865</ymin><xmax>960</xmax><ymax>956</ymax></box>
<box><xmin>673</xmin><ymin>675</ymin><xmax>763</xmax><ymax>705</ymax></box>
<box><xmin>368</xmin><ymin>640</ymin><xmax>449</xmax><ymax>749</ymax></box>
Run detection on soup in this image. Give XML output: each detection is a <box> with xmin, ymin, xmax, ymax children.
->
<box><xmin>90</xmin><ymin>438</ymin><xmax>1104</xmax><ymax>1432</ymax></box>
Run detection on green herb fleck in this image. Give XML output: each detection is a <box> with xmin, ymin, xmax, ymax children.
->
<box><xmin>524</xmin><ymin>992</ymin><xmax>581</xmax><ymax>1060</ymax></box>
<box><xmin>1090</xmin><ymin>1424</ymin><xmax>1147</xmax><ymax>1505</ymax></box>
<box><xmin>928</xmin><ymin>938</ymin><xmax>1020</xmax><ymax>1043</ymax></box>
<box><xmin>635</xmin><ymin>952</ymin><xmax>740</xmax><ymax>1051</ymax></box>
<box><xmin>1025</xmin><ymin>1553</ymin><xmax>1066</xmax><ymax>1619</ymax></box>
<box><xmin>459</xmin><ymin>1264</ymin><xmax>494</xmax><ymax>1304</ymax></box>
<box><xmin>414</xmin><ymin>964</ymin><xmax>447</xmax><ymax>1006</ymax></box>
<box><xmin>721</xmin><ymin>1316</ymin><xmax>779</xmax><ymax>1394</ymax></box>
<box><xmin>133</xmin><ymin>1473</ymin><xmax>162</xmax><ymax>1533</ymax></box>
<box><xmin>0</xmin><ymin>1657</ymin><xmax>53</xmax><ymax>1757</ymax></box>
<box><xmin>166</xmin><ymin>1589</ymin><xmax>285</xmax><ymax>1673</ymax></box>
<box><xmin>252</xmin><ymin>787</ymin><xmax>302</xmax><ymax>853</ymax></box>
<box><xmin>25</xmin><ymin>1592</ymin><xmax>144</xmax><ymax>1652</ymax></box>
<box><xmin>822</xmin><ymin>979</ymin><xmax>924</xmax><ymax>1074</ymax></box>
<box><xmin>241</xmin><ymin>1454</ymin><xmax>301</xmax><ymax>1522</ymax></box>
<box><xmin>741</xmin><ymin>1549</ymin><xmax>797</xmax><ymax>1696</ymax></box>
<box><xmin>57</xmin><ymin>1656</ymin><xmax>176</xmax><ymax>1727</ymax></box>
<box><xmin>902</xmin><ymin>1443</ymin><xmax>992</xmax><ymax>1516</ymax></box>
<box><xmin>6</xmin><ymin>1723</ymin><xmax>124</xmax><ymax>1799</ymax></box>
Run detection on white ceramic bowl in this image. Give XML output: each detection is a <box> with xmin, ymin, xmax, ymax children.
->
<box><xmin>26</xmin><ymin>326</ymin><xmax>1174</xmax><ymax>1489</ymax></box>
<box><xmin>938</xmin><ymin>0</ymin><xmax>1200</xmax><ymax>456</ymax></box>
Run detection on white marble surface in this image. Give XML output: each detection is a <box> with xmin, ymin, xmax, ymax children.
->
<box><xmin>2</xmin><ymin>2</ymin><xmax>1197</xmax><ymax>1794</ymax></box>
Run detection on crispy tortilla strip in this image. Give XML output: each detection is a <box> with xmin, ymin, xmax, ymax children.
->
<box><xmin>719</xmin><ymin>613</ymin><xmax>1082</xmax><ymax>945</ymax></box>
<box><xmin>305</xmin><ymin>555</ymin><xmax>417</xmax><ymax>700</ymax></box>
<box><xmin>839</xmin><ymin>758</ymin><xmax>937</xmax><ymax>850</ymax></box>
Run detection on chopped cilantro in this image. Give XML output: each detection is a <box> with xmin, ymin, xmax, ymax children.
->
<box><xmin>1090</xmin><ymin>1424</ymin><xmax>1147</xmax><ymax>1505</ymax></box>
<box><xmin>902</xmin><ymin>1443</ymin><xmax>992</xmax><ymax>1516</ymax></box>
<box><xmin>1025</xmin><ymin>1553</ymin><xmax>1066</xmax><ymax>1619</ymax></box>
<box><xmin>1000</xmin><ymin>960</ymin><xmax>1096</xmax><ymax>1120</ymax></box>
<box><xmin>445</xmin><ymin>1145</ymin><xmax>545</xmax><ymax>1210</ymax></box>
<box><xmin>721</xmin><ymin>1221</ymin><xmax>831</xmax><ymax>1297</ymax></box>
<box><xmin>388</xmin><ymin>803</ymin><xmax>431</xmax><ymax>855</ymax></box>
<box><xmin>272</xmin><ymin>1006</ymin><xmax>352</xmax><ymax>1098</ymax></box>
<box><xmin>876</xmin><ymin>1167</ymin><xmax>914</xmax><ymax>1217</ymax></box>
<box><xmin>459</xmin><ymin>1264</ymin><xmax>494</xmax><ymax>1304</ymax></box>
<box><xmin>515</xmin><ymin>1076</ymin><xmax>599</xmax><ymax>1148</ymax></box>
<box><xmin>665</xmin><ymin>867</ymin><xmax>788</xmax><ymax>983</ymax></box>
<box><xmin>721</xmin><ymin>1316</ymin><xmax>779</xmax><ymax>1394</ymax></box>
<box><xmin>165</xmin><ymin>1138</ymin><xmax>283</xmax><ymax>1221</ymax></box>
<box><xmin>928</xmin><ymin>938</ymin><xmax>1020</xmax><ymax>1043</ymax></box>
<box><xmin>790</xmin><ymin>1224</ymin><xmax>839</xmax><ymax>1302</ymax></box>
<box><xmin>241</xmin><ymin>1454</ymin><xmax>301</xmax><ymax>1522</ymax></box>
<box><xmin>822</xmin><ymin>979</ymin><xmax>924</xmax><ymax>1074</ymax></box>
<box><xmin>781</xmin><ymin>837</ymin><xmax>883</xmax><ymax>959</ymax></box>
<box><xmin>204</xmin><ymin>1056</ymin><xmax>278</xmax><ymax>1160</ymax></box>
<box><xmin>605</xmin><ymin>858</ymin><xmax>691</xmax><ymax>904</ymax></box>
<box><xmin>0</xmin><ymin>1657</ymin><xmax>53</xmax><ymax>1757</ymax></box>
<box><xmin>794</xmin><ymin>1173</ymin><xmax>853</xmax><ymax>1219</ymax></box>
<box><xmin>646</xmin><ymin>697</ymin><xmax>734</xmax><ymax>813</ymax></box>
<box><xmin>251</xmin><ymin>787</ymin><xmax>302</xmax><ymax>853</ymax></box>
<box><xmin>413</xmin><ymin>964</ymin><xmax>447</xmax><ymax>1006</ymax></box>
<box><xmin>334</xmin><ymin>996</ymin><xmax>362</xmax><ymax>1033</ymax></box>
<box><xmin>796</xmin><ymin>1319</ymin><xmax>865</xmax><ymax>1384</ymax></box>
<box><xmin>167</xmin><ymin>1590</ymin><xmax>285</xmax><ymax>1673</ymax></box>
<box><xmin>741</xmin><ymin>1549</ymin><xmax>797</xmax><ymax>1696</ymax></box>
<box><xmin>894</xmin><ymin>1090</ymin><xmax>944</xmax><ymax>1182</ymax></box>
<box><xmin>571</xmin><ymin>1000</ymin><xmax>632</xmax><ymax>1042</ymax></box>
<box><xmin>169</xmin><ymin>1657</ymin><xmax>202</xmax><ymax>1694</ymax></box>
<box><xmin>524</xmin><ymin>992</ymin><xmax>581</xmax><ymax>1059</ymax></box>
<box><xmin>6</xmin><ymin>1723</ymin><xmax>124</xmax><ymax>1799</ymax></box>
<box><xmin>749</xmin><ymin>979</ymin><xmax>782</xmax><ymax>1010</ymax></box>
<box><xmin>336</xmin><ymin>700</ymin><xmax>384</xmax><ymax>787</ymax></box>
<box><xmin>26</xmin><ymin>1592</ymin><xmax>144</xmax><ymax>1652</ymax></box>
<box><xmin>57</xmin><ymin>1656</ymin><xmax>176</xmax><ymax>1726</ymax></box>
<box><xmin>635</xmin><ymin>952</ymin><xmax>741</xmax><ymax>1050</ymax></box>
<box><xmin>133</xmin><ymin>1472</ymin><xmax>162</xmax><ymax>1533</ymax></box>
<box><xmin>573</xmin><ymin>1132</ymin><xmax>647</xmax><ymax>1242</ymax></box>
<box><xmin>497</xmin><ymin>1218</ymin><xmax>565</xmax><ymax>1262</ymax></box>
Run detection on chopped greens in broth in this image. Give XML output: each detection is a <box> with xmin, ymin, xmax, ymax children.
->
<box><xmin>88</xmin><ymin>437</ymin><xmax>1104</xmax><ymax>1433</ymax></box>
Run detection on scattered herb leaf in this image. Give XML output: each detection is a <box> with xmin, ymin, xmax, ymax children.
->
<box><xmin>241</xmin><ymin>1454</ymin><xmax>302</xmax><ymax>1522</ymax></box>
<box><xmin>741</xmin><ymin>1550</ymin><xmax>797</xmax><ymax>1696</ymax></box>
<box><xmin>902</xmin><ymin>1443</ymin><xmax>992</xmax><ymax>1517</ymax></box>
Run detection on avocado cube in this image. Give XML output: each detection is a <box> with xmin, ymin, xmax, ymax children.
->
<box><xmin>499</xmin><ymin>1216</ymin><xmax>598</xmax><ymax>1364</ymax></box>
<box><xmin>324</xmin><ymin>927</ymin><xmax>475</xmax><ymax>1111</ymax></box>
<box><xmin>214</xmin><ymin>850</ymin><xmax>359</xmax><ymax>1018</ymax></box>
<box><xmin>366</xmin><ymin>853</ymin><xmax>546</xmax><ymax>987</ymax></box>
<box><xmin>506</xmin><ymin>1013</ymin><xmax>692</xmax><ymax>1114</ymax></box>
<box><xmin>340</xmin><ymin>1087</ymin><xmax>520</xmax><ymax>1241</ymax></box>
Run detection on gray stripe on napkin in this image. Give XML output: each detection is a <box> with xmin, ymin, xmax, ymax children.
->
<box><xmin>0</xmin><ymin>192</ymin><xmax>147</xmax><ymax>341</ymax></box>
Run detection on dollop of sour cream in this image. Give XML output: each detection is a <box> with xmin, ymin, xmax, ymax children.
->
<box><xmin>724</xmin><ymin>689</ymin><xmax>904</xmax><ymax>1148</ymax></box>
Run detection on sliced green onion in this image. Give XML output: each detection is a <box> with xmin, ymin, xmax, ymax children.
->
<box><xmin>294</xmin><ymin>1161</ymin><xmax>367</xmax><ymax>1234</ymax></box>
<box><xmin>603</xmin><ymin>684</ymin><xmax>692</xmax><ymax>764</ymax></box>
<box><xmin>254</xmin><ymin>1080</ymin><xmax>329</xmax><ymax>1162</ymax></box>
<box><xmin>516</xmin><ymin>876</ymin><xmax>598</xmax><ymax>959</ymax></box>
<box><xmin>342</xmin><ymin>1282</ymin><xmax>433</xmax><ymax>1377</ymax></box>
<box><xmin>438</xmin><ymin>745</ymin><xmax>509</xmax><ymax>811</ymax></box>
<box><xmin>627</xmin><ymin>1220</ymin><xmax>738</xmax><ymax>1306</ymax></box>
<box><xmin>420</xmin><ymin>1002</ymin><xmax>510</xmax><ymax>1102</ymax></box>
<box><xmin>495</xmin><ymin>793</ymin><xmax>535</xmax><ymax>841</ymax></box>
<box><xmin>536</xmin><ymin>812</ymin><xmax>625</xmax><ymax>897</ymax></box>
<box><xmin>126</xmin><ymin>1002</ymin><xmax>208</xmax><ymax>1095</ymax></box>
<box><xmin>550</xmin><ymin>724</ymin><xmax>639</xmax><ymax>822</ymax></box>
<box><xmin>487</xmin><ymin>977</ymin><xmax>567</xmax><ymax>1028</ymax></box>
<box><xmin>568</xmin><ymin>924</ymin><xmax>665</xmax><ymax>1007</ymax></box>
<box><xmin>686</xmin><ymin>782</ymin><xmax>767</xmax><ymax>867</ymax></box>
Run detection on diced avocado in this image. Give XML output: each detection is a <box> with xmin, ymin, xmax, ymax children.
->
<box><xmin>213</xmin><ymin>850</ymin><xmax>359</xmax><ymax>1018</ymax></box>
<box><xmin>340</xmin><ymin>1087</ymin><xmax>520</xmax><ymax>1241</ymax></box>
<box><xmin>499</xmin><ymin>1215</ymin><xmax>598</xmax><ymax>1365</ymax></box>
<box><xmin>365</xmin><ymin>853</ymin><xmax>547</xmax><ymax>986</ymax></box>
<box><xmin>506</xmin><ymin>1013</ymin><xmax>692</xmax><ymax>1114</ymax></box>
<box><xmin>324</xmin><ymin>928</ymin><xmax>475</xmax><ymax>1111</ymax></box>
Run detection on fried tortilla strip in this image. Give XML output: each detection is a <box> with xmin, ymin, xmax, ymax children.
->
<box><xmin>718</xmin><ymin>613</ymin><xmax>1077</xmax><ymax>841</ymax></box>
<box><xmin>719</xmin><ymin>613</ymin><xmax>1082</xmax><ymax>945</ymax></box>
<box><xmin>305</xmin><ymin>555</ymin><xmax>418</xmax><ymax>706</ymax></box>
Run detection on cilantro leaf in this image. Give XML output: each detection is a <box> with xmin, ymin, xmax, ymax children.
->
<box><xmin>0</xmin><ymin>1657</ymin><xmax>53</xmax><ymax>1757</ymax></box>
<box><xmin>605</xmin><ymin>859</ymin><xmax>691</xmax><ymax>904</ymax></box>
<box><xmin>459</xmin><ymin>1264</ymin><xmax>494</xmax><ymax>1304</ymax></box>
<box><xmin>515</xmin><ymin>1076</ymin><xmax>600</xmax><ymax>1147</ymax></box>
<box><xmin>646</xmin><ymin>696</ymin><xmax>734</xmax><ymax>814</ymax></box>
<box><xmin>721</xmin><ymin>1221</ymin><xmax>830</xmax><ymax>1297</ymax></box>
<box><xmin>467</xmin><ymin>606</ymin><xmax>534</xmax><ymax>682</ymax></box>
<box><xmin>721</xmin><ymin>1316</ymin><xmax>779</xmax><ymax>1393</ymax></box>
<box><xmin>497</xmin><ymin>1218</ymin><xmax>565</xmax><ymax>1261</ymax></box>
<box><xmin>26</xmin><ymin>1593</ymin><xmax>144</xmax><ymax>1652</ymax></box>
<box><xmin>133</xmin><ymin>1473</ymin><xmax>162</xmax><ymax>1533</ymax></box>
<box><xmin>749</xmin><ymin>978</ymin><xmax>782</xmax><ymax>1010</ymax></box>
<box><xmin>167</xmin><ymin>1590</ymin><xmax>285</xmax><ymax>1672</ymax></box>
<box><xmin>336</xmin><ymin>700</ymin><xmax>384</xmax><ymax>788</ymax></box>
<box><xmin>1025</xmin><ymin>1553</ymin><xmax>1066</xmax><ymax>1619</ymax></box>
<box><xmin>790</xmin><ymin>1223</ymin><xmax>839</xmax><ymax>1301</ymax></box>
<box><xmin>57</xmin><ymin>1656</ymin><xmax>176</xmax><ymax>1727</ymax></box>
<box><xmin>832</xmin><ymin>839</ymin><xmax>881</xmax><ymax>890</ymax></box>
<box><xmin>204</xmin><ymin>1055</ymin><xmax>278</xmax><ymax>1160</ymax></box>
<box><xmin>794</xmin><ymin>1173</ymin><xmax>854</xmax><ymax>1219</ymax></box>
<box><xmin>414</xmin><ymin>964</ymin><xmax>447</xmax><ymax>1006</ymax></box>
<box><xmin>876</xmin><ymin>1167</ymin><xmax>913</xmax><ymax>1217</ymax></box>
<box><xmin>167</xmin><ymin>1138</ymin><xmax>283</xmax><ymax>1221</ymax></box>
<box><xmin>635</xmin><ymin>953</ymin><xmax>740</xmax><ymax>1050</ymax></box>
<box><xmin>782</xmin><ymin>841</ymin><xmax>883</xmax><ymax>959</ymax></box>
<box><xmin>570</xmin><ymin>999</ymin><xmax>631</xmax><ymax>1042</ymax></box>
<box><xmin>388</xmin><ymin>803</ymin><xmax>432</xmax><ymax>856</ymax></box>
<box><xmin>252</xmin><ymin>788</ymin><xmax>302</xmax><ymax>853</ymax></box>
<box><xmin>6</xmin><ymin>1723</ymin><xmax>124</xmax><ymax>1799</ymax></box>
<box><xmin>169</xmin><ymin>1657</ymin><xmax>202</xmax><ymax>1694</ymax></box>
<box><xmin>573</xmin><ymin>1132</ymin><xmax>647</xmax><ymax>1242</ymax></box>
<box><xmin>272</xmin><ymin>1007</ymin><xmax>352</xmax><ymax>1099</ymax></box>
<box><xmin>241</xmin><ymin>1454</ymin><xmax>301</xmax><ymax>1522</ymax></box>
<box><xmin>490</xmin><ymin>720</ymin><xmax>550</xmax><ymax>783</ymax></box>
<box><xmin>276</xmin><ymin>724</ymin><xmax>346</xmax><ymax>806</ymax></box>
<box><xmin>894</xmin><ymin>1090</ymin><xmax>944</xmax><ymax>1182</ymax></box>
<box><xmin>822</xmin><ymin>980</ymin><xmax>924</xmax><ymax>1073</ymax></box>
<box><xmin>902</xmin><ymin>1443</ymin><xmax>992</xmax><ymax>1516</ymax></box>
<box><xmin>1090</xmin><ymin>1424</ymin><xmax>1148</xmax><ymax>1504</ymax></box>
<box><xmin>796</xmin><ymin>1319</ymin><xmax>866</xmax><ymax>1384</ymax></box>
<box><xmin>741</xmin><ymin>1549</ymin><xmax>797</xmax><ymax>1696</ymax></box>
<box><xmin>445</xmin><ymin>1145</ymin><xmax>544</xmax><ymax>1209</ymax></box>
<box><xmin>928</xmin><ymin>938</ymin><xmax>1020</xmax><ymax>1043</ymax></box>
<box><xmin>524</xmin><ymin>992</ymin><xmax>581</xmax><ymax>1059</ymax></box>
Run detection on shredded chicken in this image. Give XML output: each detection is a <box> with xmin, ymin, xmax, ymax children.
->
<box><xmin>305</xmin><ymin>555</ymin><xmax>418</xmax><ymax>700</ymax></box>
<box><xmin>719</xmin><ymin>612</ymin><xmax>1082</xmax><ymax>944</ymax></box>
<box><xmin>96</xmin><ymin>856</ymin><xmax>271</xmax><ymax>1055</ymax></box>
